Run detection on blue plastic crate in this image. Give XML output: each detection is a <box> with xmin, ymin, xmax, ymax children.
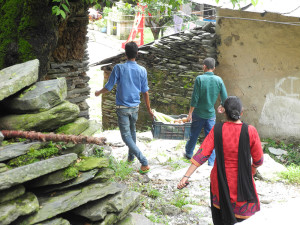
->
<box><xmin>151</xmin><ymin>114</ymin><xmax>191</xmax><ymax>140</ymax></box>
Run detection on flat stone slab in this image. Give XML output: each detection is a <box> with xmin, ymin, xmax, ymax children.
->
<box><xmin>34</xmin><ymin>218</ymin><xmax>70</xmax><ymax>225</ymax></box>
<box><xmin>39</xmin><ymin>169</ymin><xmax>99</xmax><ymax>193</ymax></box>
<box><xmin>0</xmin><ymin>142</ymin><xmax>44</xmax><ymax>162</ymax></box>
<box><xmin>5</xmin><ymin>78</ymin><xmax>67</xmax><ymax>113</ymax></box>
<box><xmin>73</xmin><ymin>188</ymin><xmax>139</xmax><ymax>221</ymax></box>
<box><xmin>0</xmin><ymin>153</ymin><xmax>77</xmax><ymax>191</ymax></box>
<box><xmin>0</xmin><ymin>192</ymin><xmax>39</xmax><ymax>225</ymax></box>
<box><xmin>0</xmin><ymin>101</ymin><xmax>80</xmax><ymax>131</ymax></box>
<box><xmin>268</xmin><ymin>147</ymin><xmax>287</xmax><ymax>156</ymax></box>
<box><xmin>0</xmin><ymin>59</ymin><xmax>39</xmax><ymax>101</ymax></box>
<box><xmin>0</xmin><ymin>185</ymin><xmax>25</xmax><ymax>204</ymax></box>
<box><xmin>17</xmin><ymin>182</ymin><xmax>123</xmax><ymax>225</ymax></box>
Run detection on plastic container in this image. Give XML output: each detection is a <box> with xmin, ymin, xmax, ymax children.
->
<box><xmin>151</xmin><ymin>114</ymin><xmax>191</xmax><ymax>140</ymax></box>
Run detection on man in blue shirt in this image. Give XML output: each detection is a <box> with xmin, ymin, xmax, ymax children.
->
<box><xmin>95</xmin><ymin>42</ymin><xmax>154</xmax><ymax>174</ymax></box>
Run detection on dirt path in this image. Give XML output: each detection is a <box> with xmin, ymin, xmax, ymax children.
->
<box><xmin>98</xmin><ymin>130</ymin><xmax>300</xmax><ymax>225</ymax></box>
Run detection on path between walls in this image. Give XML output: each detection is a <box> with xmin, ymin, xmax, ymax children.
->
<box><xmin>86</xmin><ymin>29</ymin><xmax>124</xmax><ymax>124</ymax></box>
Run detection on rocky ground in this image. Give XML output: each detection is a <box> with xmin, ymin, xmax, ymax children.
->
<box><xmin>96</xmin><ymin>130</ymin><xmax>300</xmax><ymax>225</ymax></box>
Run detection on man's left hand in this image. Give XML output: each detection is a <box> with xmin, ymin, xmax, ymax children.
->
<box><xmin>217</xmin><ymin>105</ymin><xmax>225</xmax><ymax>114</ymax></box>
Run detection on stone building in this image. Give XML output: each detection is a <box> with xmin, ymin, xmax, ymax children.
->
<box><xmin>96</xmin><ymin>22</ymin><xmax>217</xmax><ymax>130</ymax></box>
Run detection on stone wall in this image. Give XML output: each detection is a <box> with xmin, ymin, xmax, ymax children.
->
<box><xmin>45</xmin><ymin>1</ymin><xmax>91</xmax><ymax>118</ymax></box>
<box><xmin>0</xmin><ymin>60</ymin><xmax>140</xmax><ymax>225</ymax></box>
<box><xmin>100</xmin><ymin>23</ymin><xmax>217</xmax><ymax>130</ymax></box>
<box><xmin>0</xmin><ymin>0</ymin><xmax>92</xmax><ymax>119</ymax></box>
<box><xmin>216</xmin><ymin>8</ymin><xmax>300</xmax><ymax>140</ymax></box>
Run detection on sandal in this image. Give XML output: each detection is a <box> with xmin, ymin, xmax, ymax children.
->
<box><xmin>139</xmin><ymin>165</ymin><xmax>150</xmax><ymax>174</ymax></box>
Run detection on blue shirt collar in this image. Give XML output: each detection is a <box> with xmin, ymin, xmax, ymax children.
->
<box><xmin>126</xmin><ymin>60</ymin><xmax>137</xmax><ymax>64</ymax></box>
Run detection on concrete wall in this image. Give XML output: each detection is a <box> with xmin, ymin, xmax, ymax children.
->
<box><xmin>216</xmin><ymin>8</ymin><xmax>300</xmax><ymax>140</ymax></box>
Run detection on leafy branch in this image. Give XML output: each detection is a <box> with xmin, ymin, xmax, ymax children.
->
<box><xmin>52</xmin><ymin>0</ymin><xmax>70</xmax><ymax>19</ymax></box>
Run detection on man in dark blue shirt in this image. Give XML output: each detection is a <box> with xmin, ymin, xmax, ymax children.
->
<box><xmin>95</xmin><ymin>42</ymin><xmax>153</xmax><ymax>174</ymax></box>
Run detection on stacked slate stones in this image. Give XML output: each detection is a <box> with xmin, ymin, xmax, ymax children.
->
<box><xmin>98</xmin><ymin>23</ymin><xmax>217</xmax><ymax>130</ymax></box>
<box><xmin>0</xmin><ymin>60</ymin><xmax>140</xmax><ymax>225</ymax></box>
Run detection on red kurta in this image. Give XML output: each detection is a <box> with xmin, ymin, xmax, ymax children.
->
<box><xmin>191</xmin><ymin>122</ymin><xmax>264</xmax><ymax>219</ymax></box>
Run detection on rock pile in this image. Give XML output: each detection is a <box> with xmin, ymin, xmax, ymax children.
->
<box><xmin>0</xmin><ymin>60</ymin><xmax>141</xmax><ymax>225</ymax></box>
<box><xmin>97</xmin><ymin>22</ymin><xmax>217</xmax><ymax>130</ymax></box>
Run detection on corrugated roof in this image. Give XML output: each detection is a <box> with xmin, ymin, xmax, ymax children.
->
<box><xmin>192</xmin><ymin>0</ymin><xmax>300</xmax><ymax>18</ymax></box>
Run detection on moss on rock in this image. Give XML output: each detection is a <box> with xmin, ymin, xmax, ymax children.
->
<box><xmin>75</xmin><ymin>157</ymin><xmax>109</xmax><ymax>172</ymax></box>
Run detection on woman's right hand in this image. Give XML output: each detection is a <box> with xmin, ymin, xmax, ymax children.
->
<box><xmin>177</xmin><ymin>177</ymin><xmax>189</xmax><ymax>189</ymax></box>
<box><xmin>252</xmin><ymin>165</ymin><xmax>257</xmax><ymax>175</ymax></box>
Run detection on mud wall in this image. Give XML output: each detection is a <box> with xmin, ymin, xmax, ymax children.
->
<box><xmin>216</xmin><ymin>8</ymin><xmax>300</xmax><ymax>140</ymax></box>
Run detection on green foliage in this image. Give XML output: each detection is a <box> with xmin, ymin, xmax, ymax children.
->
<box><xmin>7</xmin><ymin>142</ymin><xmax>60</xmax><ymax>168</ymax></box>
<box><xmin>171</xmin><ymin>190</ymin><xmax>189</xmax><ymax>208</ymax></box>
<box><xmin>108</xmin><ymin>157</ymin><xmax>133</xmax><ymax>181</ymax></box>
<box><xmin>148</xmin><ymin>188</ymin><xmax>162</xmax><ymax>199</ymax></box>
<box><xmin>63</xmin><ymin>166</ymin><xmax>79</xmax><ymax>178</ymax></box>
<box><xmin>102</xmin><ymin>6</ymin><xmax>112</xmax><ymax>17</ymax></box>
<box><xmin>52</xmin><ymin>0</ymin><xmax>70</xmax><ymax>19</ymax></box>
<box><xmin>263</xmin><ymin>139</ymin><xmax>300</xmax><ymax>166</ymax></box>
<box><xmin>94</xmin><ymin>19</ymin><xmax>107</xmax><ymax>28</ymax></box>
<box><xmin>93</xmin><ymin>146</ymin><xmax>105</xmax><ymax>158</ymax></box>
<box><xmin>279</xmin><ymin>164</ymin><xmax>300</xmax><ymax>185</ymax></box>
<box><xmin>1</xmin><ymin>141</ymin><xmax>11</xmax><ymax>146</ymax></box>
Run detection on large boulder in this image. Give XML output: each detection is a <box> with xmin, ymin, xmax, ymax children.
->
<box><xmin>4</xmin><ymin>78</ymin><xmax>67</xmax><ymax>113</ymax></box>
<box><xmin>0</xmin><ymin>192</ymin><xmax>39</xmax><ymax>225</ymax></box>
<box><xmin>0</xmin><ymin>59</ymin><xmax>39</xmax><ymax>101</ymax></box>
<box><xmin>0</xmin><ymin>153</ymin><xmax>77</xmax><ymax>191</ymax></box>
<box><xmin>0</xmin><ymin>101</ymin><xmax>80</xmax><ymax>131</ymax></box>
<box><xmin>257</xmin><ymin>154</ymin><xmax>287</xmax><ymax>182</ymax></box>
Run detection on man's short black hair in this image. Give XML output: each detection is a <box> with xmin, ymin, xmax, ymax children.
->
<box><xmin>125</xmin><ymin>41</ymin><xmax>138</xmax><ymax>59</ymax></box>
<box><xmin>203</xmin><ymin>57</ymin><xmax>215</xmax><ymax>69</ymax></box>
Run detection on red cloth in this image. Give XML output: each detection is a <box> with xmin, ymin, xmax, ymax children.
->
<box><xmin>191</xmin><ymin>122</ymin><xmax>264</xmax><ymax>218</ymax></box>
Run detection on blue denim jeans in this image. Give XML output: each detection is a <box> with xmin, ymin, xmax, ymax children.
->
<box><xmin>116</xmin><ymin>107</ymin><xmax>148</xmax><ymax>166</ymax></box>
<box><xmin>185</xmin><ymin>112</ymin><xmax>216</xmax><ymax>166</ymax></box>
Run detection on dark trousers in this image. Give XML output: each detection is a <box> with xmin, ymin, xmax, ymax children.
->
<box><xmin>211</xmin><ymin>205</ymin><xmax>245</xmax><ymax>225</ymax></box>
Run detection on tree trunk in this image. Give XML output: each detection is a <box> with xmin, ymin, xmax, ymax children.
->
<box><xmin>151</xmin><ymin>27</ymin><xmax>160</xmax><ymax>40</ymax></box>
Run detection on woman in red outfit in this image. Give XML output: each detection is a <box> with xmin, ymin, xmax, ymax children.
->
<box><xmin>178</xmin><ymin>96</ymin><xmax>264</xmax><ymax>225</ymax></box>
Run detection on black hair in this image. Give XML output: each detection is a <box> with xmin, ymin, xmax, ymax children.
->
<box><xmin>224</xmin><ymin>96</ymin><xmax>243</xmax><ymax>121</ymax></box>
<box><xmin>125</xmin><ymin>41</ymin><xmax>138</xmax><ymax>59</ymax></box>
<box><xmin>203</xmin><ymin>57</ymin><xmax>215</xmax><ymax>70</ymax></box>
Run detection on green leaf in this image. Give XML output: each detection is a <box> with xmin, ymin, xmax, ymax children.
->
<box><xmin>60</xmin><ymin>10</ymin><xmax>66</xmax><ymax>19</ymax></box>
<box><xmin>65</xmin><ymin>0</ymin><xmax>70</xmax><ymax>6</ymax></box>
<box><xmin>251</xmin><ymin>0</ymin><xmax>258</xmax><ymax>6</ymax></box>
<box><xmin>62</xmin><ymin>4</ymin><xmax>70</xmax><ymax>13</ymax></box>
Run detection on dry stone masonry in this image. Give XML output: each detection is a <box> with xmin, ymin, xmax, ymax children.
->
<box><xmin>0</xmin><ymin>60</ymin><xmax>141</xmax><ymax>225</ymax></box>
<box><xmin>99</xmin><ymin>23</ymin><xmax>217</xmax><ymax>130</ymax></box>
